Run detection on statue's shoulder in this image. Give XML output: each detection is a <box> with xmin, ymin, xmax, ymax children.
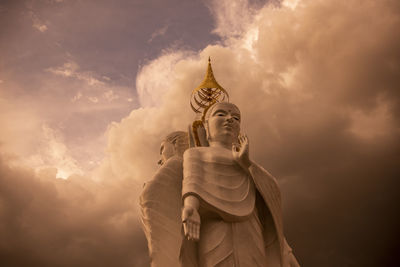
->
<box><xmin>164</xmin><ymin>155</ymin><xmax>183</xmax><ymax>166</ymax></box>
<box><xmin>152</xmin><ymin>156</ymin><xmax>183</xmax><ymax>179</ymax></box>
<box><xmin>183</xmin><ymin>146</ymin><xmax>208</xmax><ymax>159</ymax></box>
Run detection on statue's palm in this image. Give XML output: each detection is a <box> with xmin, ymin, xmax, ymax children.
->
<box><xmin>232</xmin><ymin>134</ymin><xmax>251</xmax><ymax>170</ymax></box>
<box><xmin>182</xmin><ymin>205</ymin><xmax>200</xmax><ymax>241</ymax></box>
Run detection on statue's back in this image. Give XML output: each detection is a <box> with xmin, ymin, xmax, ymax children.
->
<box><xmin>140</xmin><ymin>156</ymin><xmax>183</xmax><ymax>267</ymax></box>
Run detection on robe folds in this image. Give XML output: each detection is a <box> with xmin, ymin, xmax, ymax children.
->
<box><xmin>140</xmin><ymin>156</ymin><xmax>184</xmax><ymax>267</ymax></box>
<box><xmin>139</xmin><ymin>152</ymin><xmax>299</xmax><ymax>267</ymax></box>
<box><xmin>181</xmin><ymin>146</ymin><xmax>298</xmax><ymax>267</ymax></box>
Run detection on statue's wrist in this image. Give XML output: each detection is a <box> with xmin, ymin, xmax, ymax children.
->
<box><xmin>183</xmin><ymin>194</ymin><xmax>200</xmax><ymax>210</ymax></box>
<box><xmin>243</xmin><ymin>158</ymin><xmax>252</xmax><ymax>169</ymax></box>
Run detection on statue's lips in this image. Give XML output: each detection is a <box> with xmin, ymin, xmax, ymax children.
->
<box><xmin>222</xmin><ymin>123</ymin><xmax>233</xmax><ymax>130</ymax></box>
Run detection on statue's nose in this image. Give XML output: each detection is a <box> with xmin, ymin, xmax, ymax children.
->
<box><xmin>226</xmin><ymin>115</ymin><xmax>234</xmax><ymax>122</ymax></box>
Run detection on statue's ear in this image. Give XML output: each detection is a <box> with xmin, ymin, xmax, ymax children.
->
<box><xmin>197</xmin><ymin>124</ymin><xmax>209</xmax><ymax>147</ymax></box>
<box><xmin>203</xmin><ymin>120</ymin><xmax>209</xmax><ymax>138</ymax></box>
<box><xmin>188</xmin><ymin>124</ymin><xmax>196</xmax><ymax>148</ymax></box>
<box><xmin>188</xmin><ymin>121</ymin><xmax>209</xmax><ymax>147</ymax></box>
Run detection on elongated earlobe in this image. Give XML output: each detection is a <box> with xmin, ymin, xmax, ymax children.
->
<box><xmin>204</xmin><ymin>120</ymin><xmax>210</xmax><ymax>141</ymax></box>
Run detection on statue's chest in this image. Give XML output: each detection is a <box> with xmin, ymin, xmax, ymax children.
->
<box><xmin>183</xmin><ymin>147</ymin><xmax>255</xmax><ymax>218</ymax></box>
<box><xmin>200</xmin><ymin>147</ymin><xmax>234</xmax><ymax>164</ymax></box>
<box><xmin>196</xmin><ymin>148</ymin><xmax>249</xmax><ymax>188</ymax></box>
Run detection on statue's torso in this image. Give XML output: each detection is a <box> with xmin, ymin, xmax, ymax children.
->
<box><xmin>182</xmin><ymin>147</ymin><xmax>267</xmax><ymax>266</ymax></box>
<box><xmin>183</xmin><ymin>146</ymin><xmax>256</xmax><ymax>221</ymax></box>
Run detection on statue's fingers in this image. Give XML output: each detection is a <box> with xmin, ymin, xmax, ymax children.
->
<box><xmin>195</xmin><ymin>224</ymin><xmax>200</xmax><ymax>240</ymax></box>
<box><xmin>186</xmin><ymin>222</ymin><xmax>190</xmax><ymax>236</ymax></box>
<box><xmin>193</xmin><ymin>227</ymin><xmax>197</xmax><ymax>240</ymax></box>
<box><xmin>192</xmin><ymin>223</ymin><xmax>197</xmax><ymax>241</ymax></box>
<box><xmin>188</xmin><ymin>222</ymin><xmax>194</xmax><ymax>239</ymax></box>
<box><xmin>192</xmin><ymin>223</ymin><xmax>196</xmax><ymax>240</ymax></box>
<box><xmin>182</xmin><ymin>209</ymin><xmax>189</xmax><ymax>221</ymax></box>
<box><xmin>191</xmin><ymin>223</ymin><xmax>197</xmax><ymax>240</ymax></box>
<box><xmin>183</xmin><ymin>222</ymin><xmax>189</xmax><ymax>236</ymax></box>
<box><xmin>232</xmin><ymin>144</ymin><xmax>238</xmax><ymax>153</ymax></box>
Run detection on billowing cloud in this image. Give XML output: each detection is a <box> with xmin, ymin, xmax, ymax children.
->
<box><xmin>103</xmin><ymin>0</ymin><xmax>400</xmax><ymax>265</ymax></box>
<box><xmin>0</xmin><ymin>158</ymin><xmax>149</xmax><ymax>267</ymax></box>
<box><xmin>0</xmin><ymin>0</ymin><xmax>399</xmax><ymax>266</ymax></box>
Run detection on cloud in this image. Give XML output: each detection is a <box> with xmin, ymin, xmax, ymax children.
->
<box><xmin>348</xmin><ymin>97</ymin><xmax>396</xmax><ymax>140</ymax></box>
<box><xmin>1</xmin><ymin>0</ymin><xmax>399</xmax><ymax>266</ymax></box>
<box><xmin>33</xmin><ymin>22</ymin><xmax>48</xmax><ymax>32</ymax></box>
<box><xmin>102</xmin><ymin>0</ymin><xmax>400</xmax><ymax>266</ymax></box>
<box><xmin>148</xmin><ymin>24</ymin><xmax>169</xmax><ymax>43</ymax></box>
<box><xmin>30</xmin><ymin>11</ymin><xmax>48</xmax><ymax>32</ymax></box>
<box><xmin>282</xmin><ymin>0</ymin><xmax>301</xmax><ymax>10</ymax></box>
<box><xmin>135</xmin><ymin>51</ymin><xmax>195</xmax><ymax>107</ymax></box>
<box><xmin>46</xmin><ymin>61</ymin><xmax>104</xmax><ymax>86</ymax></box>
<box><xmin>102</xmin><ymin>90</ymin><xmax>119</xmax><ymax>102</ymax></box>
<box><xmin>88</xmin><ymin>96</ymin><xmax>99</xmax><ymax>103</ymax></box>
<box><xmin>0</xmin><ymin>156</ymin><xmax>149</xmax><ymax>267</ymax></box>
<box><xmin>71</xmin><ymin>91</ymin><xmax>82</xmax><ymax>102</ymax></box>
<box><xmin>205</xmin><ymin>0</ymin><xmax>256</xmax><ymax>39</ymax></box>
<box><xmin>0</xmin><ymin>98</ymin><xmax>83</xmax><ymax>179</ymax></box>
<box><xmin>33</xmin><ymin>124</ymin><xmax>84</xmax><ymax>179</ymax></box>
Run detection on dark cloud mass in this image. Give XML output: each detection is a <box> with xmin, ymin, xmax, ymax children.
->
<box><xmin>1</xmin><ymin>0</ymin><xmax>400</xmax><ymax>266</ymax></box>
<box><xmin>0</xmin><ymin>158</ymin><xmax>149</xmax><ymax>267</ymax></box>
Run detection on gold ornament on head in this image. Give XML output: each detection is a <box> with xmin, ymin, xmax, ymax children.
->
<box><xmin>190</xmin><ymin>57</ymin><xmax>229</xmax><ymax>115</ymax></box>
<box><xmin>190</xmin><ymin>57</ymin><xmax>230</xmax><ymax>147</ymax></box>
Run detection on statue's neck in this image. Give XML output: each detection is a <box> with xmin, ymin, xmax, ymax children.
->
<box><xmin>209</xmin><ymin>141</ymin><xmax>232</xmax><ymax>150</ymax></box>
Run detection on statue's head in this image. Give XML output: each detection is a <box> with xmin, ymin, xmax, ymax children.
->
<box><xmin>203</xmin><ymin>102</ymin><xmax>241</xmax><ymax>146</ymax></box>
<box><xmin>158</xmin><ymin>131</ymin><xmax>189</xmax><ymax>165</ymax></box>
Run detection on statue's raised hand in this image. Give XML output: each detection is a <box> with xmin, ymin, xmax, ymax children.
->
<box><xmin>182</xmin><ymin>196</ymin><xmax>200</xmax><ymax>241</ymax></box>
<box><xmin>232</xmin><ymin>133</ymin><xmax>252</xmax><ymax>170</ymax></box>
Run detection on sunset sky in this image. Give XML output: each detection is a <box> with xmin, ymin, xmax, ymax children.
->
<box><xmin>0</xmin><ymin>0</ymin><xmax>399</xmax><ymax>266</ymax></box>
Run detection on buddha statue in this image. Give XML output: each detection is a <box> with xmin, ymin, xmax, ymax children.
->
<box><xmin>140</xmin><ymin>131</ymin><xmax>189</xmax><ymax>267</ymax></box>
<box><xmin>140</xmin><ymin>59</ymin><xmax>299</xmax><ymax>267</ymax></box>
<box><xmin>181</xmin><ymin>101</ymin><xmax>299</xmax><ymax>266</ymax></box>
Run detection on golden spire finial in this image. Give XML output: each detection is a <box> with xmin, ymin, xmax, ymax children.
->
<box><xmin>190</xmin><ymin>57</ymin><xmax>229</xmax><ymax>114</ymax></box>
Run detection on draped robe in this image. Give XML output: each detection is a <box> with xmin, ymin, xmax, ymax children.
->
<box><xmin>140</xmin><ymin>156</ymin><xmax>184</xmax><ymax>267</ymax></box>
<box><xmin>139</xmin><ymin>150</ymin><xmax>299</xmax><ymax>267</ymax></box>
<box><xmin>181</xmin><ymin>146</ymin><xmax>298</xmax><ymax>267</ymax></box>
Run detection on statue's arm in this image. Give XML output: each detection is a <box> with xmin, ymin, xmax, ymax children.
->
<box><xmin>182</xmin><ymin>195</ymin><xmax>200</xmax><ymax>241</ymax></box>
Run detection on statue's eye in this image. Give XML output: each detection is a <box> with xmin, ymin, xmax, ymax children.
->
<box><xmin>233</xmin><ymin>117</ymin><xmax>240</xmax><ymax>121</ymax></box>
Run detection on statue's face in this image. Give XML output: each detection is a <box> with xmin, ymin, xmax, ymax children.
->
<box><xmin>206</xmin><ymin>102</ymin><xmax>241</xmax><ymax>144</ymax></box>
<box><xmin>159</xmin><ymin>141</ymin><xmax>175</xmax><ymax>165</ymax></box>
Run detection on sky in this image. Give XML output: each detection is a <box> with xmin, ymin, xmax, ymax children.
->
<box><xmin>0</xmin><ymin>0</ymin><xmax>399</xmax><ymax>266</ymax></box>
